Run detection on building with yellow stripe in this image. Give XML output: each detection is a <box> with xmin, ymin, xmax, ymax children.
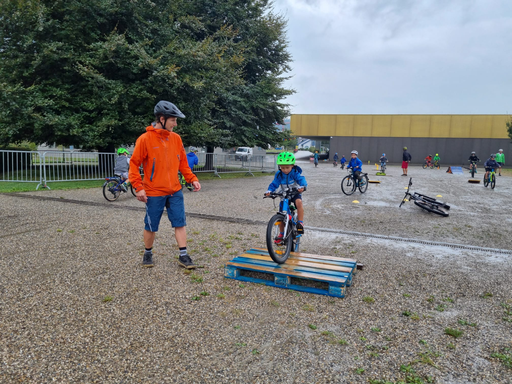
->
<box><xmin>291</xmin><ymin>114</ymin><xmax>510</xmax><ymax>165</ymax></box>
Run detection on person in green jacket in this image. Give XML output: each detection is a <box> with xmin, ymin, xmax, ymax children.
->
<box><xmin>433</xmin><ymin>153</ymin><xmax>441</xmax><ymax>169</ymax></box>
<box><xmin>495</xmin><ymin>149</ymin><xmax>505</xmax><ymax>176</ymax></box>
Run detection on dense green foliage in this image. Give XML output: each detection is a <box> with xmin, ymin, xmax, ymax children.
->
<box><xmin>0</xmin><ymin>0</ymin><xmax>293</xmax><ymax>151</ymax></box>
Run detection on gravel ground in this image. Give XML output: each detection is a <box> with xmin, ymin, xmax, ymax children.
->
<box><xmin>1</xmin><ymin>162</ymin><xmax>511</xmax><ymax>383</ymax></box>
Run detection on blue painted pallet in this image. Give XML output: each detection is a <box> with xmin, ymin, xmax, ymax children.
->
<box><xmin>224</xmin><ymin>248</ymin><xmax>358</xmax><ymax>298</ymax></box>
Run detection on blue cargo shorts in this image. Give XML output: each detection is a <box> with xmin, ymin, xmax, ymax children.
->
<box><xmin>144</xmin><ymin>190</ymin><xmax>186</xmax><ymax>232</ymax></box>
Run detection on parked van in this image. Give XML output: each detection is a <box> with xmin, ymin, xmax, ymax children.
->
<box><xmin>235</xmin><ymin>147</ymin><xmax>253</xmax><ymax>161</ymax></box>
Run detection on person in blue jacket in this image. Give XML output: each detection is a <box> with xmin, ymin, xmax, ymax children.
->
<box><xmin>265</xmin><ymin>152</ymin><xmax>307</xmax><ymax>237</ymax></box>
<box><xmin>186</xmin><ymin>149</ymin><xmax>199</xmax><ymax>171</ymax></box>
<box><xmin>340</xmin><ymin>155</ymin><xmax>347</xmax><ymax>169</ymax></box>
<box><xmin>347</xmin><ymin>150</ymin><xmax>364</xmax><ymax>183</ymax></box>
<box><xmin>484</xmin><ymin>154</ymin><xmax>500</xmax><ymax>181</ymax></box>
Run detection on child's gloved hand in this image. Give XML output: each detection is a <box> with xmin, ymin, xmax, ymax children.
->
<box><xmin>297</xmin><ymin>187</ymin><xmax>304</xmax><ymax>193</ymax></box>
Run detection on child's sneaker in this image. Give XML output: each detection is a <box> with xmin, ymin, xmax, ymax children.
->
<box><xmin>142</xmin><ymin>250</ymin><xmax>154</xmax><ymax>268</ymax></box>
<box><xmin>274</xmin><ymin>233</ymin><xmax>284</xmax><ymax>244</ymax></box>
<box><xmin>296</xmin><ymin>222</ymin><xmax>304</xmax><ymax>235</ymax></box>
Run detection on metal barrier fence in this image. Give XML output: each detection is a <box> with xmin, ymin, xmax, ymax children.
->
<box><xmin>0</xmin><ymin>150</ymin><xmax>277</xmax><ymax>189</ymax></box>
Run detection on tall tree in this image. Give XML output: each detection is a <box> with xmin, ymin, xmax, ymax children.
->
<box><xmin>0</xmin><ymin>0</ymin><xmax>293</xmax><ymax>151</ymax></box>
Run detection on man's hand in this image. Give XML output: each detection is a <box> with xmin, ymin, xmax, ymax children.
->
<box><xmin>136</xmin><ymin>189</ymin><xmax>147</xmax><ymax>203</ymax></box>
<box><xmin>192</xmin><ymin>181</ymin><xmax>201</xmax><ymax>192</ymax></box>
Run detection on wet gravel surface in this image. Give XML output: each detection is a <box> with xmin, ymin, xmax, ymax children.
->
<box><xmin>1</xmin><ymin>162</ymin><xmax>511</xmax><ymax>383</ymax></box>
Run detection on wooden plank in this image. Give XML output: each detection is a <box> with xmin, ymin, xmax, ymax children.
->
<box><xmin>232</xmin><ymin>256</ymin><xmax>352</xmax><ymax>283</ymax></box>
<box><xmin>226</xmin><ymin>261</ymin><xmax>347</xmax><ymax>285</ymax></box>
<box><xmin>237</xmin><ymin>253</ymin><xmax>354</xmax><ymax>273</ymax></box>
<box><xmin>251</xmin><ymin>247</ymin><xmax>357</xmax><ymax>263</ymax></box>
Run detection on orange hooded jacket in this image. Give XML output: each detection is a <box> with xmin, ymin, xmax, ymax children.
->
<box><xmin>128</xmin><ymin>125</ymin><xmax>198</xmax><ymax>196</ymax></box>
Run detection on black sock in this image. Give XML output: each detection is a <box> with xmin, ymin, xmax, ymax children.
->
<box><xmin>145</xmin><ymin>247</ymin><xmax>152</xmax><ymax>253</ymax></box>
<box><xmin>179</xmin><ymin>247</ymin><xmax>187</xmax><ymax>257</ymax></box>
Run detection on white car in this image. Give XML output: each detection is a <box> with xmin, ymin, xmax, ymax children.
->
<box><xmin>235</xmin><ymin>147</ymin><xmax>253</xmax><ymax>161</ymax></box>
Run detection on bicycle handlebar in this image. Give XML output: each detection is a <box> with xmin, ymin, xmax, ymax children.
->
<box><xmin>264</xmin><ymin>187</ymin><xmax>302</xmax><ymax>199</ymax></box>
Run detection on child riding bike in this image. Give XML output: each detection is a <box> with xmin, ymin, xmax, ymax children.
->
<box><xmin>114</xmin><ymin>148</ymin><xmax>131</xmax><ymax>191</ymax></box>
<box><xmin>379</xmin><ymin>153</ymin><xmax>388</xmax><ymax>171</ymax></box>
<box><xmin>347</xmin><ymin>150</ymin><xmax>364</xmax><ymax>183</ymax></box>
<box><xmin>340</xmin><ymin>155</ymin><xmax>347</xmax><ymax>170</ymax></box>
<box><xmin>468</xmin><ymin>152</ymin><xmax>480</xmax><ymax>173</ymax></box>
<box><xmin>433</xmin><ymin>153</ymin><xmax>441</xmax><ymax>168</ymax></box>
<box><xmin>265</xmin><ymin>152</ymin><xmax>307</xmax><ymax>241</ymax></box>
<box><xmin>424</xmin><ymin>154</ymin><xmax>433</xmax><ymax>167</ymax></box>
<box><xmin>484</xmin><ymin>154</ymin><xmax>499</xmax><ymax>180</ymax></box>
<box><xmin>333</xmin><ymin>152</ymin><xmax>339</xmax><ymax>167</ymax></box>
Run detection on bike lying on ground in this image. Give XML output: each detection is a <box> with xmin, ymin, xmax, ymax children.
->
<box><xmin>103</xmin><ymin>176</ymin><xmax>136</xmax><ymax>201</ymax></box>
<box><xmin>483</xmin><ymin>168</ymin><xmax>496</xmax><ymax>189</ymax></box>
<box><xmin>341</xmin><ymin>168</ymin><xmax>369</xmax><ymax>195</ymax></box>
<box><xmin>264</xmin><ymin>188</ymin><xmax>302</xmax><ymax>264</ymax></box>
<box><xmin>399</xmin><ymin>178</ymin><xmax>450</xmax><ymax>217</ymax></box>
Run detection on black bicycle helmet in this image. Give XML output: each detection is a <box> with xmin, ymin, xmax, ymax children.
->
<box><xmin>154</xmin><ymin>100</ymin><xmax>185</xmax><ymax>118</ymax></box>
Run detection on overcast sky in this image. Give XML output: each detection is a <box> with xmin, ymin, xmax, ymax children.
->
<box><xmin>271</xmin><ymin>0</ymin><xmax>512</xmax><ymax>115</ymax></box>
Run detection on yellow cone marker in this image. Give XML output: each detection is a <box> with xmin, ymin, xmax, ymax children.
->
<box><xmin>352</xmin><ymin>200</ymin><xmax>359</xmax><ymax>204</ymax></box>
<box><xmin>404</xmin><ymin>199</ymin><xmax>409</xmax><ymax>202</ymax></box>
<box><xmin>404</xmin><ymin>187</ymin><xmax>408</xmax><ymax>189</ymax></box>
<box><xmin>436</xmin><ymin>195</ymin><xmax>442</xmax><ymax>198</ymax></box>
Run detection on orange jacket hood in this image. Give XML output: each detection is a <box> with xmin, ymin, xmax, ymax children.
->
<box><xmin>128</xmin><ymin>125</ymin><xmax>198</xmax><ymax>196</ymax></box>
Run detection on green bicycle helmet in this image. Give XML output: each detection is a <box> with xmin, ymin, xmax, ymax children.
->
<box><xmin>276</xmin><ymin>152</ymin><xmax>295</xmax><ymax>165</ymax></box>
<box><xmin>117</xmin><ymin>148</ymin><xmax>130</xmax><ymax>156</ymax></box>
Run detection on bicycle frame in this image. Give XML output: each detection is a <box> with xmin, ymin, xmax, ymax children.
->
<box><xmin>266</xmin><ymin>188</ymin><xmax>301</xmax><ymax>250</ymax></box>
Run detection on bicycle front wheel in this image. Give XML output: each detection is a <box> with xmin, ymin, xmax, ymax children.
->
<box><xmin>341</xmin><ymin>175</ymin><xmax>356</xmax><ymax>195</ymax></box>
<box><xmin>103</xmin><ymin>181</ymin><xmax>120</xmax><ymax>202</ymax></box>
<box><xmin>266</xmin><ymin>214</ymin><xmax>292</xmax><ymax>264</ymax></box>
<box><xmin>491</xmin><ymin>175</ymin><xmax>496</xmax><ymax>189</ymax></box>
<box><xmin>471</xmin><ymin>168</ymin><xmax>475</xmax><ymax>178</ymax></box>
<box><xmin>359</xmin><ymin>174</ymin><xmax>369</xmax><ymax>193</ymax></box>
<box><xmin>483</xmin><ymin>175</ymin><xmax>489</xmax><ymax>187</ymax></box>
<box><xmin>414</xmin><ymin>200</ymin><xmax>449</xmax><ymax>217</ymax></box>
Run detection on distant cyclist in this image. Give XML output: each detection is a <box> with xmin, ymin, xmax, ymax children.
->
<box><xmin>484</xmin><ymin>154</ymin><xmax>499</xmax><ymax>181</ymax></box>
<box><xmin>333</xmin><ymin>152</ymin><xmax>339</xmax><ymax>167</ymax></box>
<box><xmin>379</xmin><ymin>153</ymin><xmax>388</xmax><ymax>170</ymax></box>
<box><xmin>496</xmin><ymin>149</ymin><xmax>505</xmax><ymax>176</ymax></box>
<box><xmin>114</xmin><ymin>148</ymin><xmax>131</xmax><ymax>191</ymax></box>
<box><xmin>468</xmin><ymin>151</ymin><xmax>480</xmax><ymax>173</ymax></box>
<box><xmin>433</xmin><ymin>153</ymin><xmax>441</xmax><ymax>168</ymax></box>
<box><xmin>340</xmin><ymin>155</ymin><xmax>347</xmax><ymax>169</ymax></box>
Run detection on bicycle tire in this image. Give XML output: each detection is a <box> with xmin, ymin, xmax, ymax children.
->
<box><xmin>430</xmin><ymin>165</ymin><xmax>434</xmax><ymax>169</ymax></box>
<box><xmin>185</xmin><ymin>183</ymin><xmax>194</xmax><ymax>191</ymax></box>
<box><xmin>483</xmin><ymin>175</ymin><xmax>489</xmax><ymax>187</ymax></box>
<box><xmin>358</xmin><ymin>174</ymin><xmax>369</xmax><ymax>193</ymax></box>
<box><xmin>266</xmin><ymin>214</ymin><xmax>292</xmax><ymax>264</ymax></box>
<box><xmin>414</xmin><ymin>200</ymin><xmax>449</xmax><ymax>217</ymax></box>
<box><xmin>491</xmin><ymin>175</ymin><xmax>496</xmax><ymax>189</ymax></box>
<box><xmin>130</xmin><ymin>184</ymin><xmax>137</xmax><ymax>197</ymax></box>
<box><xmin>422</xmin><ymin>164</ymin><xmax>427</xmax><ymax>169</ymax></box>
<box><xmin>471</xmin><ymin>168</ymin><xmax>475</xmax><ymax>178</ymax></box>
<box><xmin>103</xmin><ymin>181</ymin><xmax>120</xmax><ymax>202</ymax></box>
<box><xmin>341</xmin><ymin>175</ymin><xmax>356</xmax><ymax>195</ymax></box>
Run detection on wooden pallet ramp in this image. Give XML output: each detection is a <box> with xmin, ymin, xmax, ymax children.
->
<box><xmin>224</xmin><ymin>248</ymin><xmax>358</xmax><ymax>298</ymax></box>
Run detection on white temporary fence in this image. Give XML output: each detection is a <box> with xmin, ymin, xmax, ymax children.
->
<box><xmin>0</xmin><ymin>150</ymin><xmax>277</xmax><ymax>189</ymax></box>
<box><xmin>191</xmin><ymin>153</ymin><xmax>277</xmax><ymax>176</ymax></box>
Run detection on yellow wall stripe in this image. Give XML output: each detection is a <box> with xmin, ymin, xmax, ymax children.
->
<box><xmin>290</xmin><ymin>114</ymin><xmax>510</xmax><ymax>139</ymax></box>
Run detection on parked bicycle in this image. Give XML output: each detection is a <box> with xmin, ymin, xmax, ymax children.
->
<box><xmin>341</xmin><ymin>168</ymin><xmax>369</xmax><ymax>195</ymax></box>
<box><xmin>399</xmin><ymin>178</ymin><xmax>450</xmax><ymax>217</ymax></box>
<box><xmin>483</xmin><ymin>168</ymin><xmax>496</xmax><ymax>189</ymax></box>
<box><xmin>264</xmin><ymin>187</ymin><xmax>302</xmax><ymax>264</ymax></box>
<box><xmin>179</xmin><ymin>172</ymin><xmax>194</xmax><ymax>191</ymax></box>
<box><xmin>103</xmin><ymin>176</ymin><xmax>136</xmax><ymax>201</ymax></box>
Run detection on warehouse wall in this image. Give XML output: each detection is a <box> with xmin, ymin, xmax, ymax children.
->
<box><xmin>329</xmin><ymin>137</ymin><xmax>512</xmax><ymax>166</ymax></box>
<box><xmin>291</xmin><ymin>114</ymin><xmax>509</xmax><ymax>139</ymax></box>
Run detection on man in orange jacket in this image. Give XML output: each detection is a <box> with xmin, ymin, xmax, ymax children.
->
<box><xmin>129</xmin><ymin>100</ymin><xmax>201</xmax><ymax>269</ymax></box>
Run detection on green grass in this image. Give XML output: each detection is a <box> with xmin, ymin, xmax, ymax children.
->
<box><xmin>0</xmin><ymin>180</ymin><xmax>104</xmax><ymax>193</ymax></box>
<box><xmin>444</xmin><ymin>328</ymin><xmax>463</xmax><ymax>338</ymax></box>
<box><xmin>491</xmin><ymin>348</ymin><xmax>512</xmax><ymax>369</ymax></box>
